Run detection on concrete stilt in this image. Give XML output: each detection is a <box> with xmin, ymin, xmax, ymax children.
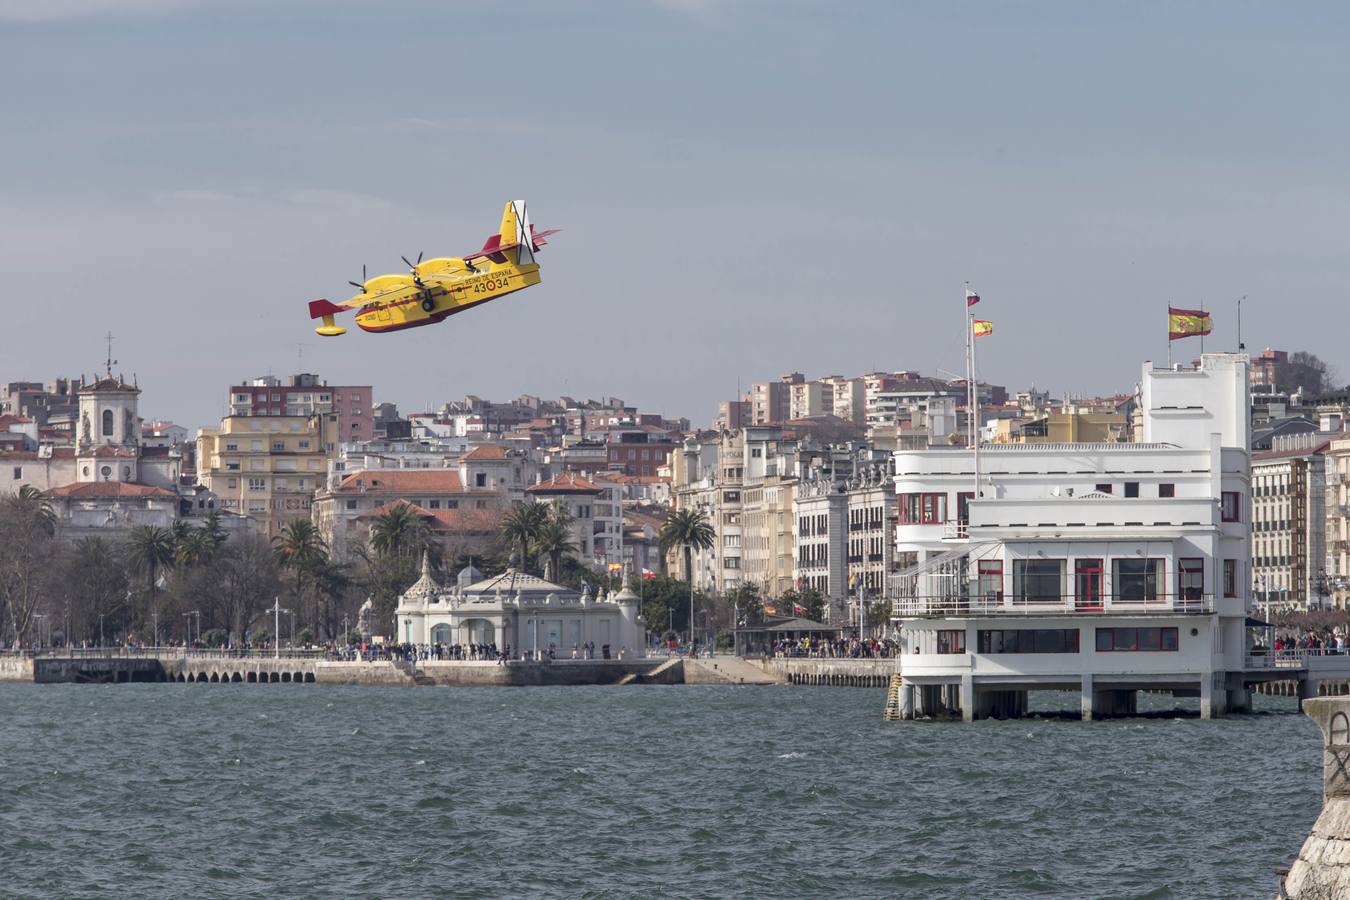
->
<box><xmin>959</xmin><ymin>675</ymin><xmax>974</xmax><ymax>723</ymax></box>
<box><xmin>1300</xmin><ymin>679</ymin><xmax>1320</xmax><ymax>705</ymax></box>
<box><xmin>900</xmin><ymin>683</ymin><xmax>914</xmax><ymax>720</ymax></box>
<box><xmin>1081</xmin><ymin>675</ymin><xmax>1094</xmax><ymax>721</ymax></box>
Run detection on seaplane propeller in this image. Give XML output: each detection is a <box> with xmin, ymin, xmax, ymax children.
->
<box><xmin>402</xmin><ymin>252</ymin><xmax>427</xmax><ymax>288</ymax></box>
<box><xmin>348</xmin><ymin>264</ymin><xmax>367</xmax><ymax>291</ymax></box>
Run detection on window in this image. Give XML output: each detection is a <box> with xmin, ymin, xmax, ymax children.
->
<box><xmin>11</xmin><ymin>467</ymin><xmax>20</xmax><ymax>480</ymax></box>
<box><xmin>1221</xmin><ymin>492</ymin><xmax>1241</xmax><ymax>522</ymax></box>
<box><xmin>225</xmin><ymin>442</ymin><xmax>238</xmax><ymax>451</ymax></box>
<box><xmin>1124</xmin><ymin>482</ymin><xmax>1139</xmax><ymax>498</ymax></box>
<box><xmin>1012</xmin><ymin>559</ymin><xmax>1064</xmax><ymax>603</ymax></box>
<box><xmin>1178</xmin><ymin>558</ymin><xmax>1204</xmax><ymax>603</ymax></box>
<box><xmin>978</xmin><ymin>560</ymin><xmax>1003</xmax><ymax>603</ymax></box>
<box><xmin>251</xmin><ymin>440</ymin><xmax>263</xmax><ymax>451</ymax></box>
<box><xmin>1223</xmin><ymin>559</ymin><xmax>1237</xmax><ymax>598</ymax></box>
<box><xmin>977</xmin><ymin>629</ymin><xmax>1080</xmax><ymax>654</ymax></box>
<box><xmin>475</xmin><ymin>473</ymin><xmax>487</xmax><ymax>488</ymax></box>
<box><xmin>101</xmin><ymin>409</ymin><xmax>114</xmax><ymax>436</ymax></box>
<box><xmin>723</xmin><ymin>491</ymin><xmax>740</xmax><ymax>503</ymax></box>
<box><xmin>429</xmin><ymin>500</ymin><xmax>440</xmax><ymax>509</ymax></box>
<box><xmin>1075</xmin><ymin>559</ymin><xmax>1103</xmax><ymax>609</ymax></box>
<box><xmin>957</xmin><ymin>491</ymin><xmax>974</xmax><ymax>526</ymax></box>
<box><xmin>898</xmin><ymin>493</ymin><xmax>947</xmax><ymax>524</ymax></box>
<box><xmin>936</xmin><ymin>630</ymin><xmax>966</xmax><ymax>654</ymax></box>
<box><xmin>1095</xmin><ymin>483</ymin><xmax>1113</xmax><ymax>494</ymax></box>
<box><xmin>227</xmin><ymin>478</ymin><xmax>237</xmax><ymax>489</ymax></box>
<box><xmin>248</xmin><ymin>478</ymin><xmax>265</xmax><ymax>491</ymax></box>
<box><xmin>1159</xmin><ymin>483</ymin><xmax>1175</xmax><ymax>498</ymax></box>
<box><xmin>724</xmin><ymin>557</ymin><xmax>740</xmax><ymax>569</ymax></box>
<box><xmin>1096</xmin><ymin>627</ymin><xmax>1179</xmax><ymax>652</ymax></box>
<box><xmin>1113</xmin><ymin>558</ymin><xmax>1162</xmax><ymax>602</ymax></box>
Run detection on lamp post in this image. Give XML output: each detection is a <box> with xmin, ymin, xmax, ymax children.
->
<box><xmin>98</xmin><ymin>613</ymin><xmax>106</xmax><ymax>648</ymax></box>
<box><xmin>32</xmin><ymin>613</ymin><xmax>45</xmax><ymax>649</ymax></box>
<box><xmin>266</xmin><ymin>598</ymin><xmax>289</xmax><ymax>660</ymax></box>
<box><xmin>341</xmin><ymin>615</ymin><xmax>350</xmax><ymax>646</ymax></box>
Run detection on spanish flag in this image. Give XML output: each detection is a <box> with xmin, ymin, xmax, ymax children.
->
<box><xmin>973</xmin><ymin>319</ymin><xmax>994</xmax><ymax>338</ymax></box>
<box><xmin>1168</xmin><ymin>306</ymin><xmax>1212</xmax><ymax>341</ymax></box>
<box><xmin>607</xmin><ymin>562</ymin><xmax>622</xmax><ymax>573</ymax></box>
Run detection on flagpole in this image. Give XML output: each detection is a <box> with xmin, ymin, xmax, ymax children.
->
<box><xmin>1166</xmin><ymin>303</ymin><xmax>1173</xmax><ymax>368</ymax></box>
<box><xmin>966</xmin><ymin>284</ymin><xmax>981</xmax><ymax>499</ymax></box>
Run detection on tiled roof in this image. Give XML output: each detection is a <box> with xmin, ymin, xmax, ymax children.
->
<box><xmin>336</xmin><ymin>469</ymin><xmax>465</xmax><ymax>493</ymax></box>
<box><xmin>0</xmin><ymin>414</ymin><xmax>33</xmax><ymax>427</ymax></box>
<box><xmin>527</xmin><ymin>472</ymin><xmax>602</xmax><ymax>494</ymax></box>
<box><xmin>1254</xmin><ymin>439</ymin><xmax>1333</xmax><ymax>461</ymax></box>
<box><xmin>462</xmin><ymin>445</ymin><xmax>509</xmax><ymax>461</ymax></box>
<box><xmin>430</xmin><ymin>508</ymin><xmax>504</xmax><ymax>532</ymax></box>
<box><xmin>47</xmin><ymin>481</ymin><xmax>176</xmax><ymax>499</ymax></box>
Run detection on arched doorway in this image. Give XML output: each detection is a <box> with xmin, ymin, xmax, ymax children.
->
<box><xmin>430</xmin><ymin>623</ymin><xmax>452</xmax><ymax>645</ymax></box>
<box><xmin>463</xmin><ymin>619</ymin><xmax>495</xmax><ymax>645</ymax></box>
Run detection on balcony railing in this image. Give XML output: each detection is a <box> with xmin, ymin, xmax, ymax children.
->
<box><xmin>1245</xmin><ymin>648</ymin><xmax>1340</xmax><ymax>670</ymax></box>
<box><xmin>894</xmin><ymin>593</ymin><xmax>1217</xmax><ymax>617</ymax></box>
<box><xmin>942</xmin><ymin>522</ymin><xmax>969</xmax><ymax>541</ymax></box>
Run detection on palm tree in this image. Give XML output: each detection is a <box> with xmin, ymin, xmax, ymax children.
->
<box><xmin>273</xmin><ymin>520</ymin><xmax>329</xmax><ymax>634</ymax></box>
<box><xmin>15</xmin><ymin>485</ymin><xmax>55</xmax><ymax>535</ymax></box>
<box><xmin>659</xmin><ymin>507</ymin><xmax>715</xmax><ymax>643</ymax></box>
<box><xmin>370</xmin><ymin>502</ymin><xmax>431</xmax><ymax>559</ymax></box>
<box><xmin>174</xmin><ymin>528</ymin><xmax>214</xmax><ymax>569</ymax></box>
<box><xmin>498</xmin><ymin>501</ymin><xmax>550</xmax><ymax>573</ymax></box>
<box><xmin>126</xmin><ymin>525</ymin><xmax>176</xmax><ymax>642</ymax></box>
<box><xmin>202</xmin><ymin>509</ymin><xmax>228</xmax><ymax>548</ymax></box>
<box><xmin>534</xmin><ymin>518</ymin><xmax>577</xmax><ymax>582</ymax></box>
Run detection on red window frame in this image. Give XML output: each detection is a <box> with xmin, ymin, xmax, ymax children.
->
<box><xmin>977</xmin><ymin>560</ymin><xmax>1003</xmax><ymax>604</ymax></box>
<box><xmin>1095</xmin><ymin>626</ymin><xmax>1180</xmax><ymax>652</ymax></box>
<box><xmin>936</xmin><ymin>629</ymin><xmax>966</xmax><ymax>654</ymax></box>
<box><xmin>1074</xmin><ymin>558</ymin><xmax>1103</xmax><ymax>610</ymax></box>
<box><xmin>956</xmin><ymin>491</ymin><xmax>975</xmax><ymax>525</ymax></box>
<box><xmin>899</xmin><ymin>492</ymin><xmax>947</xmax><ymax>524</ymax></box>
<box><xmin>1221</xmin><ymin>491</ymin><xmax>1241</xmax><ymax>522</ymax></box>
<box><xmin>1178</xmin><ymin>558</ymin><xmax>1204</xmax><ymax>603</ymax></box>
<box><xmin>1223</xmin><ymin>559</ymin><xmax>1237</xmax><ymax>598</ymax></box>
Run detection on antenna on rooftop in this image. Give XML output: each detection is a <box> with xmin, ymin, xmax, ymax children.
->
<box><xmin>1237</xmin><ymin>295</ymin><xmax>1246</xmax><ymax>351</ymax></box>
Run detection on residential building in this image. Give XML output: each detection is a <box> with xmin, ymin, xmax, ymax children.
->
<box><xmin>1323</xmin><ymin>434</ymin><xmax>1350</xmax><ymax>609</ymax></box>
<box><xmin>891</xmin><ymin>353</ymin><xmax>1255</xmax><ymax>721</ymax></box>
<box><xmin>526</xmin><ymin>473</ymin><xmax>618</xmax><ymax>568</ymax></box>
<box><xmin>229</xmin><ymin>374</ymin><xmax>373</xmax><ymax>442</ymax></box>
<box><xmin>606</xmin><ymin>434</ymin><xmax>675</xmax><ymax>477</ymax></box>
<box><xmin>747</xmin><ymin>374</ymin><xmax>799</xmax><ymax>426</ymax></box>
<box><xmin>313</xmin><ymin>467</ymin><xmax>509</xmax><ymax>559</ymax></box>
<box><xmin>1251</xmin><ymin>433</ymin><xmax>1330</xmax><ymax>613</ymax></box>
<box><xmin>715</xmin><ymin>399</ymin><xmax>748</xmax><ymax>431</ymax></box>
<box><xmin>197</xmin><ymin>412</ymin><xmax>339</xmax><ymax>538</ymax></box>
<box><xmin>991</xmin><ymin>409</ymin><xmax>1128</xmax><ymax>444</ymax></box>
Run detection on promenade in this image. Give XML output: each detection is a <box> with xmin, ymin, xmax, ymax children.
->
<box><xmin>0</xmin><ymin>649</ymin><xmax>894</xmax><ymax>688</ymax></box>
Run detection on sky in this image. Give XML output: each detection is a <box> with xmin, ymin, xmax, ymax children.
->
<box><xmin>2</xmin><ymin>0</ymin><xmax>1348</xmax><ymax>430</ymax></box>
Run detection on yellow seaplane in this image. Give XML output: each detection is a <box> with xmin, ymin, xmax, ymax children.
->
<box><xmin>307</xmin><ymin>200</ymin><xmax>557</xmax><ymax>336</ymax></box>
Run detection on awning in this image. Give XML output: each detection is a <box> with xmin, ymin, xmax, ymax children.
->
<box><xmin>1245</xmin><ymin>616</ymin><xmax>1272</xmax><ymax>627</ymax></box>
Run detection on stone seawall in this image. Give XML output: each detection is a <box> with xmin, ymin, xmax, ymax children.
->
<box><xmin>0</xmin><ymin>657</ymin><xmax>34</xmax><ymax>682</ymax></box>
<box><xmin>748</xmin><ymin>658</ymin><xmax>893</xmax><ymax>687</ymax></box>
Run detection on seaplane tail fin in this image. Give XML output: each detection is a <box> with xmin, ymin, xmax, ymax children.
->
<box><xmin>499</xmin><ymin>200</ymin><xmax>535</xmax><ymax>265</ymax></box>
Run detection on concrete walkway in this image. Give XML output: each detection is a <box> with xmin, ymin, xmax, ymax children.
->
<box><xmin>683</xmin><ymin>657</ymin><xmax>784</xmax><ymax>685</ymax></box>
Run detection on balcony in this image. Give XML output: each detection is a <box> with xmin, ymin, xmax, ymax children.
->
<box><xmin>893</xmin><ymin>593</ymin><xmax>1217</xmax><ymax>618</ymax></box>
<box><xmin>942</xmin><ymin>522</ymin><xmax>969</xmax><ymax>541</ymax></box>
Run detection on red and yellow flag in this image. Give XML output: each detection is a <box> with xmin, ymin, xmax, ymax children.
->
<box><xmin>1168</xmin><ymin>306</ymin><xmax>1212</xmax><ymax>341</ymax></box>
<box><xmin>973</xmin><ymin>319</ymin><xmax>993</xmax><ymax>338</ymax></box>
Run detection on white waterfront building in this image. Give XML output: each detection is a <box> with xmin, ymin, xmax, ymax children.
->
<box><xmin>891</xmin><ymin>354</ymin><xmax>1257</xmax><ymax>720</ymax></box>
<box><xmin>395</xmin><ymin>556</ymin><xmax>648</xmax><ymax>659</ymax></box>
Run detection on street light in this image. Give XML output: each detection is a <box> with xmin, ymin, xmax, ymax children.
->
<box><xmin>265</xmin><ymin>598</ymin><xmax>289</xmax><ymax>660</ymax></box>
<box><xmin>32</xmin><ymin>613</ymin><xmax>45</xmax><ymax>649</ymax></box>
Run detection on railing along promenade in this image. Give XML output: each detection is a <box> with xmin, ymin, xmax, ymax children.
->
<box><xmin>894</xmin><ymin>593</ymin><xmax>1217</xmax><ymax>617</ymax></box>
<box><xmin>0</xmin><ymin>647</ymin><xmax>327</xmax><ymax>660</ymax></box>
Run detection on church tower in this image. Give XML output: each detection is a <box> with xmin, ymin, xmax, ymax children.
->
<box><xmin>77</xmin><ymin>373</ymin><xmax>141</xmax><ymax>484</ymax></box>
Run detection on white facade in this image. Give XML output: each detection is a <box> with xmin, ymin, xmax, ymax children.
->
<box><xmin>891</xmin><ymin>354</ymin><xmax>1256</xmax><ymax>720</ymax></box>
<box><xmin>396</xmin><ymin>560</ymin><xmax>647</xmax><ymax>658</ymax></box>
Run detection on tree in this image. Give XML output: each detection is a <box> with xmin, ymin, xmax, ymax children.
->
<box><xmin>498</xmin><ymin>501</ymin><xmax>550</xmax><ymax>573</ymax></box>
<box><xmin>61</xmin><ymin>536</ymin><xmax>129</xmax><ymax>645</ymax></box>
<box><xmin>174</xmin><ymin>527</ymin><xmax>215</xmax><ymax>569</ymax></box>
<box><xmin>216</xmin><ymin>537</ymin><xmax>281</xmax><ymax>644</ymax></box>
<box><xmin>370</xmin><ymin>502</ymin><xmax>432</xmax><ymax>559</ymax></box>
<box><xmin>1279</xmin><ymin>351</ymin><xmax>1334</xmax><ymax>396</ymax></box>
<box><xmin>659</xmin><ymin>507</ymin><xmax>715</xmax><ymax>640</ymax></box>
<box><xmin>272</xmin><ymin>519</ymin><xmax>329</xmax><ymax>635</ymax></box>
<box><xmin>126</xmin><ymin>525</ymin><xmax>175</xmax><ymax>641</ymax></box>
<box><xmin>534</xmin><ymin>517</ymin><xmax>577</xmax><ymax>582</ymax></box>
<box><xmin>0</xmin><ymin>486</ymin><xmax>57</xmax><ymax>644</ymax></box>
<box><xmin>778</xmin><ymin>586</ymin><xmax>825</xmax><ymax>622</ymax></box>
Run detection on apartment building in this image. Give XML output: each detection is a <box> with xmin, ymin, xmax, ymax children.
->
<box><xmin>1251</xmin><ymin>434</ymin><xmax>1330</xmax><ymax>612</ymax></box>
<box><xmin>229</xmin><ymin>374</ymin><xmax>373</xmax><ymax>442</ymax></box>
<box><xmin>197</xmin><ymin>412</ymin><xmax>340</xmax><ymax>537</ymax></box>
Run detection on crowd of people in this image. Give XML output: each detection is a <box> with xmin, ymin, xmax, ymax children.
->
<box><xmin>761</xmin><ymin>636</ymin><xmax>899</xmax><ymax>659</ymax></box>
<box><xmin>1273</xmin><ymin>631</ymin><xmax>1348</xmax><ymax>654</ymax></box>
